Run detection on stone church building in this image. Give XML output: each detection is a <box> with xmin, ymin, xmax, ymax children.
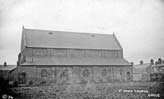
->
<box><xmin>17</xmin><ymin>28</ymin><xmax>132</xmax><ymax>85</ymax></box>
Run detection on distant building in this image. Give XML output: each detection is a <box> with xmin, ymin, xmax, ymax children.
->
<box><xmin>150</xmin><ymin>61</ymin><xmax>164</xmax><ymax>81</ymax></box>
<box><xmin>0</xmin><ymin>63</ymin><xmax>17</xmax><ymax>81</ymax></box>
<box><xmin>152</xmin><ymin>64</ymin><xmax>164</xmax><ymax>73</ymax></box>
<box><xmin>133</xmin><ymin>61</ymin><xmax>152</xmax><ymax>81</ymax></box>
<box><xmin>17</xmin><ymin>28</ymin><xmax>132</xmax><ymax>85</ymax></box>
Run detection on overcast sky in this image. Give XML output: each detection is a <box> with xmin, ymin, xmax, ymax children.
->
<box><xmin>0</xmin><ymin>0</ymin><xmax>164</xmax><ymax>65</ymax></box>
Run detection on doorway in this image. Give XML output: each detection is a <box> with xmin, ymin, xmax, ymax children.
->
<box><xmin>18</xmin><ymin>71</ymin><xmax>26</xmax><ymax>84</ymax></box>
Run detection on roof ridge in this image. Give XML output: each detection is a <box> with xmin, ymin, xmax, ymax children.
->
<box><xmin>23</xmin><ymin>28</ymin><xmax>113</xmax><ymax>36</ymax></box>
<box><xmin>134</xmin><ymin>63</ymin><xmax>150</xmax><ymax>66</ymax></box>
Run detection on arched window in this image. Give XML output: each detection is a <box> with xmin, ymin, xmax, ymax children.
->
<box><xmin>60</xmin><ymin>69</ymin><xmax>69</xmax><ymax>80</ymax></box>
<box><xmin>120</xmin><ymin>69</ymin><xmax>123</xmax><ymax>76</ymax></box>
<box><xmin>41</xmin><ymin>69</ymin><xmax>48</xmax><ymax>79</ymax></box>
<box><xmin>127</xmin><ymin>71</ymin><xmax>131</xmax><ymax>81</ymax></box>
<box><xmin>18</xmin><ymin>71</ymin><xmax>26</xmax><ymax>84</ymax></box>
<box><xmin>53</xmin><ymin>68</ymin><xmax>57</xmax><ymax>82</ymax></box>
<box><xmin>102</xmin><ymin>69</ymin><xmax>107</xmax><ymax>77</ymax></box>
<box><xmin>54</xmin><ymin>69</ymin><xmax>57</xmax><ymax>77</ymax></box>
<box><xmin>64</xmin><ymin>69</ymin><xmax>68</xmax><ymax>77</ymax></box>
<box><xmin>83</xmin><ymin>69</ymin><xmax>90</xmax><ymax>77</ymax></box>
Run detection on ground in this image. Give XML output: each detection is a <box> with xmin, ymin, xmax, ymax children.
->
<box><xmin>1</xmin><ymin>82</ymin><xmax>164</xmax><ymax>99</ymax></box>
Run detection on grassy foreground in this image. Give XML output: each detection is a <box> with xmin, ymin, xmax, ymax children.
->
<box><xmin>2</xmin><ymin>82</ymin><xmax>163</xmax><ymax>99</ymax></box>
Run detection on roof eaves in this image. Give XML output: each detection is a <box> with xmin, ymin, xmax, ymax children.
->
<box><xmin>122</xmin><ymin>58</ymin><xmax>132</xmax><ymax>66</ymax></box>
<box><xmin>152</xmin><ymin>64</ymin><xmax>164</xmax><ymax>67</ymax></box>
<box><xmin>25</xmin><ymin>45</ymin><xmax>122</xmax><ymax>51</ymax></box>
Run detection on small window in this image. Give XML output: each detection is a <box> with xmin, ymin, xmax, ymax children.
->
<box><xmin>48</xmin><ymin>32</ymin><xmax>53</xmax><ymax>34</ymax></box>
<box><xmin>127</xmin><ymin>71</ymin><xmax>131</xmax><ymax>81</ymax></box>
<box><xmin>91</xmin><ymin>34</ymin><xmax>95</xmax><ymax>37</ymax></box>
<box><xmin>60</xmin><ymin>69</ymin><xmax>69</xmax><ymax>79</ymax></box>
<box><xmin>41</xmin><ymin>69</ymin><xmax>48</xmax><ymax>79</ymax></box>
<box><xmin>102</xmin><ymin>69</ymin><xmax>107</xmax><ymax>76</ymax></box>
<box><xmin>83</xmin><ymin>69</ymin><xmax>90</xmax><ymax>77</ymax></box>
<box><xmin>18</xmin><ymin>71</ymin><xmax>26</xmax><ymax>84</ymax></box>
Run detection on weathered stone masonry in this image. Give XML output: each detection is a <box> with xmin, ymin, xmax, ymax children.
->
<box><xmin>17</xmin><ymin>28</ymin><xmax>132</xmax><ymax>85</ymax></box>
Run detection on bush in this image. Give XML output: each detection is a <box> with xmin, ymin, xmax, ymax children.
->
<box><xmin>29</xmin><ymin>80</ymin><xmax>34</xmax><ymax>85</ymax></box>
<box><xmin>13</xmin><ymin>81</ymin><xmax>18</xmax><ymax>87</ymax></box>
<box><xmin>40</xmin><ymin>81</ymin><xmax>46</xmax><ymax>85</ymax></box>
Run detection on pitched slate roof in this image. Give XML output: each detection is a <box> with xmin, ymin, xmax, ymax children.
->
<box><xmin>22</xmin><ymin>28</ymin><xmax>122</xmax><ymax>50</ymax></box>
<box><xmin>22</xmin><ymin>57</ymin><xmax>131</xmax><ymax>66</ymax></box>
<box><xmin>133</xmin><ymin>63</ymin><xmax>151</xmax><ymax>74</ymax></box>
<box><xmin>152</xmin><ymin>64</ymin><xmax>164</xmax><ymax>67</ymax></box>
<box><xmin>0</xmin><ymin>65</ymin><xmax>17</xmax><ymax>71</ymax></box>
<box><xmin>133</xmin><ymin>63</ymin><xmax>150</xmax><ymax>69</ymax></box>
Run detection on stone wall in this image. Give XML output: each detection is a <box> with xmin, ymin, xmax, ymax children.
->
<box><xmin>15</xmin><ymin>65</ymin><xmax>132</xmax><ymax>85</ymax></box>
<box><xmin>20</xmin><ymin>48</ymin><xmax>123</xmax><ymax>64</ymax></box>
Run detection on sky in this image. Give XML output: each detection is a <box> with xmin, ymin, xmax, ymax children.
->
<box><xmin>0</xmin><ymin>0</ymin><xmax>164</xmax><ymax>65</ymax></box>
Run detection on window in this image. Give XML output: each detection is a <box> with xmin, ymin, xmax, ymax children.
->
<box><xmin>162</xmin><ymin>67</ymin><xmax>164</xmax><ymax>72</ymax></box>
<box><xmin>83</xmin><ymin>69</ymin><xmax>90</xmax><ymax>77</ymax></box>
<box><xmin>120</xmin><ymin>69</ymin><xmax>123</xmax><ymax>75</ymax></box>
<box><xmin>41</xmin><ymin>69</ymin><xmax>48</xmax><ymax>79</ymax></box>
<box><xmin>18</xmin><ymin>71</ymin><xmax>26</xmax><ymax>84</ymax></box>
<box><xmin>60</xmin><ymin>69</ymin><xmax>69</xmax><ymax>80</ymax></box>
<box><xmin>127</xmin><ymin>71</ymin><xmax>131</xmax><ymax>81</ymax></box>
<box><xmin>102</xmin><ymin>69</ymin><xmax>107</xmax><ymax>76</ymax></box>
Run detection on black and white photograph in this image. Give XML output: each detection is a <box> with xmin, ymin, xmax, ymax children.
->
<box><xmin>0</xmin><ymin>0</ymin><xmax>164</xmax><ymax>99</ymax></box>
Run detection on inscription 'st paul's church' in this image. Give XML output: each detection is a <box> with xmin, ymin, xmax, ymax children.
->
<box><xmin>17</xmin><ymin>27</ymin><xmax>132</xmax><ymax>85</ymax></box>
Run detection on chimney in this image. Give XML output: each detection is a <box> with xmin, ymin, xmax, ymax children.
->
<box><xmin>140</xmin><ymin>60</ymin><xmax>143</xmax><ymax>65</ymax></box>
<box><xmin>150</xmin><ymin>59</ymin><xmax>154</xmax><ymax>65</ymax></box>
<box><xmin>4</xmin><ymin>62</ymin><xmax>7</xmax><ymax>66</ymax></box>
<box><xmin>158</xmin><ymin>58</ymin><xmax>162</xmax><ymax>64</ymax></box>
<box><xmin>130</xmin><ymin>62</ymin><xmax>134</xmax><ymax>66</ymax></box>
<box><xmin>22</xmin><ymin>25</ymin><xmax>24</xmax><ymax>30</ymax></box>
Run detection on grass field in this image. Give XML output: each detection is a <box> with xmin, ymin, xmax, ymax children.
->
<box><xmin>5</xmin><ymin>82</ymin><xmax>163</xmax><ymax>99</ymax></box>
